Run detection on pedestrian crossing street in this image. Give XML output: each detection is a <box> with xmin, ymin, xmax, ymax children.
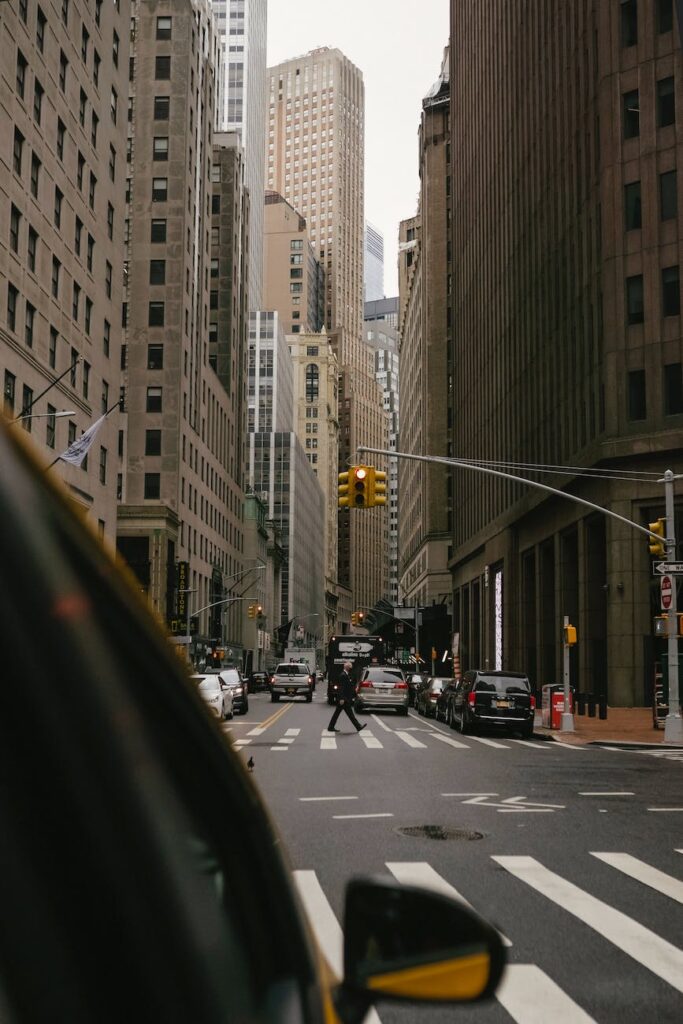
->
<box><xmin>230</xmin><ymin>719</ymin><xmax>584</xmax><ymax>753</ymax></box>
<box><xmin>294</xmin><ymin>849</ymin><xmax>683</xmax><ymax>1022</ymax></box>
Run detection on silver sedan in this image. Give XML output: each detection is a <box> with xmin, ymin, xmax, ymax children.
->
<box><xmin>355</xmin><ymin>666</ymin><xmax>409</xmax><ymax>715</ymax></box>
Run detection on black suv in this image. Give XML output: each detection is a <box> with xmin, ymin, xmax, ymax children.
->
<box><xmin>447</xmin><ymin>670</ymin><xmax>535</xmax><ymax>738</ymax></box>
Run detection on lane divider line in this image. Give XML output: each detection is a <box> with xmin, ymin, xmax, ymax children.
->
<box><xmin>299</xmin><ymin>796</ymin><xmax>359</xmax><ymax>802</ymax></box>
<box><xmin>332</xmin><ymin>812</ymin><xmax>393</xmax><ymax>820</ymax></box>
<box><xmin>249</xmin><ymin>701</ymin><xmax>293</xmax><ymax>734</ymax></box>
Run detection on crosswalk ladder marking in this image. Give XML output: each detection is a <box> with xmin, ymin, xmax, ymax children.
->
<box><xmin>496</xmin><ymin>964</ymin><xmax>596</xmax><ymax>1023</ymax></box>
<box><xmin>395</xmin><ymin>731</ymin><xmax>427</xmax><ymax>748</ymax></box>
<box><xmin>591</xmin><ymin>852</ymin><xmax>683</xmax><ymax>905</ymax></box>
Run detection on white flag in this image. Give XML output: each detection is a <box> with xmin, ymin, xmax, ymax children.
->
<box><xmin>58</xmin><ymin>413</ymin><xmax>108</xmax><ymax>467</ymax></box>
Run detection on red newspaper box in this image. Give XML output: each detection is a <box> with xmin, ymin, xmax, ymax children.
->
<box><xmin>541</xmin><ymin>685</ymin><xmax>573</xmax><ymax>729</ymax></box>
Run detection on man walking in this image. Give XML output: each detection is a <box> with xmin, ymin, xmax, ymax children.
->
<box><xmin>327</xmin><ymin>661</ymin><xmax>367</xmax><ymax>733</ymax></box>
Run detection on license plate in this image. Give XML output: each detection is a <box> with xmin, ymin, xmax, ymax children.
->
<box><xmin>287</xmin><ymin>688</ymin><xmax>296</xmax><ymax>695</ymax></box>
<box><xmin>376</xmin><ymin>685</ymin><xmax>391</xmax><ymax>691</ymax></box>
<box><xmin>495</xmin><ymin>700</ymin><xmax>511</xmax><ymax>709</ymax></box>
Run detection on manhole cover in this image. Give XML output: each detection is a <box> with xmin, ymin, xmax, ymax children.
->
<box><xmin>396</xmin><ymin>825</ymin><xmax>484</xmax><ymax>841</ymax></box>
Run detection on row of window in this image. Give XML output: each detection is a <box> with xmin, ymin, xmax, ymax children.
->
<box><xmin>620</xmin><ymin>0</ymin><xmax>673</xmax><ymax>48</ymax></box>
<box><xmin>625</xmin><ymin>266</ymin><xmax>680</xmax><ymax>322</ymax></box>
<box><xmin>623</xmin><ymin>77</ymin><xmax>675</xmax><ymax>139</ymax></box>
<box><xmin>627</xmin><ymin>363</ymin><xmax>683</xmax><ymax>419</ymax></box>
<box><xmin>624</xmin><ymin>170</ymin><xmax>677</xmax><ymax>228</ymax></box>
<box><xmin>13</xmin><ymin>127</ymin><xmax>105</xmax><ymax>221</ymax></box>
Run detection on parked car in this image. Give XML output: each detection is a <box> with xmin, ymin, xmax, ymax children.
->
<box><xmin>248</xmin><ymin>670</ymin><xmax>269</xmax><ymax>693</ymax></box>
<box><xmin>448</xmin><ymin>670</ymin><xmax>535</xmax><ymax>738</ymax></box>
<box><xmin>270</xmin><ymin>663</ymin><xmax>314</xmax><ymax>702</ymax></box>
<box><xmin>356</xmin><ymin>666</ymin><xmax>409</xmax><ymax>715</ymax></box>
<box><xmin>194</xmin><ymin>673</ymin><xmax>234</xmax><ymax>720</ymax></box>
<box><xmin>416</xmin><ymin>676</ymin><xmax>450</xmax><ymax>718</ymax></box>
<box><xmin>0</xmin><ymin>416</ymin><xmax>506</xmax><ymax>1021</ymax></box>
<box><xmin>407</xmin><ymin>671</ymin><xmax>426</xmax><ymax>707</ymax></box>
<box><xmin>218</xmin><ymin>668</ymin><xmax>249</xmax><ymax>714</ymax></box>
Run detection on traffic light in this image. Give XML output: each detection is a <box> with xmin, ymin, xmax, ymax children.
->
<box><xmin>351</xmin><ymin>612</ymin><xmax>358</xmax><ymax>626</ymax></box>
<box><xmin>371</xmin><ymin>469</ymin><xmax>387</xmax><ymax>507</ymax></box>
<box><xmin>256</xmin><ymin>604</ymin><xmax>263</xmax><ymax>617</ymax></box>
<box><xmin>248</xmin><ymin>603</ymin><xmax>257</xmax><ymax>619</ymax></box>
<box><xmin>358</xmin><ymin>611</ymin><xmax>365</xmax><ymax>624</ymax></box>
<box><xmin>648</xmin><ymin>518</ymin><xmax>666</xmax><ymax>558</ymax></box>
<box><xmin>563</xmin><ymin>624</ymin><xmax>577</xmax><ymax>646</ymax></box>
<box><xmin>338</xmin><ymin>470</ymin><xmax>350</xmax><ymax>508</ymax></box>
<box><xmin>351</xmin><ymin>466</ymin><xmax>369</xmax><ymax>507</ymax></box>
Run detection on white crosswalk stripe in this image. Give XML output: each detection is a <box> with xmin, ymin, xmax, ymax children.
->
<box><xmin>394</xmin><ymin>730</ymin><xmax>427</xmax><ymax>748</ymax></box>
<box><xmin>429</xmin><ymin>731</ymin><xmax>470</xmax><ymax>750</ymax></box>
<box><xmin>468</xmin><ymin>734</ymin><xmax>511</xmax><ymax>749</ymax></box>
<box><xmin>496</xmin><ymin>964</ymin><xmax>596</xmax><ymax>1023</ymax></box>
<box><xmin>360</xmin><ymin>730</ymin><xmax>383</xmax><ymax>749</ymax></box>
<box><xmin>494</xmin><ymin>855</ymin><xmax>683</xmax><ymax>994</ymax></box>
<box><xmin>590</xmin><ymin>852</ymin><xmax>683</xmax><ymax>904</ymax></box>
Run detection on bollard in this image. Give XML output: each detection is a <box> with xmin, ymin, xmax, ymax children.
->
<box><xmin>598</xmin><ymin>697</ymin><xmax>607</xmax><ymax>720</ymax></box>
<box><xmin>587</xmin><ymin>694</ymin><xmax>596</xmax><ymax>717</ymax></box>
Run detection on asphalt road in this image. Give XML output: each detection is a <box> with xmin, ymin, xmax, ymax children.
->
<box><xmin>227</xmin><ymin>689</ymin><xmax>683</xmax><ymax>1024</ymax></box>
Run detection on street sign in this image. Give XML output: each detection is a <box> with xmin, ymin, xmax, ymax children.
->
<box><xmin>654</xmin><ymin>561</ymin><xmax>683</xmax><ymax>575</ymax></box>
<box><xmin>661</xmin><ymin>575</ymin><xmax>673</xmax><ymax>611</ymax></box>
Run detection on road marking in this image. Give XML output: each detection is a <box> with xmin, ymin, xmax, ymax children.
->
<box><xmin>250</xmin><ymin>702</ymin><xmax>292</xmax><ymax>733</ymax></box>
<box><xmin>430</xmin><ymin>732</ymin><xmax>470</xmax><ymax>750</ymax></box>
<box><xmin>395</xmin><ymin>731</ymin><xmax>427</xmax><ymax>748</ymax></box>
<box><xmin>232</xmin><ymin>739</ymin><xmax>251</xmax><ymax>747</ymax></box>
<box><xmin>551</xmin><ymin>742</ymin><xmax>588</xmax><ymax>751</ymax></box>
<box><xmin>509</xmin><ymin>739</ymin><xmax>551</xmax><ymax>749</ymax></box>
<box><xmin>386</xmin><ymin>861</ymin><xmax>512</xmax><ymax>947</ymax></box>
<box><xmin>360</xmin><ymin>732</ymin><xmax>383</xmax><ymax>749</ymax></box>
<box><xmin>285</xmin><ymin>728</ymin><xmax>300</xmax><ymax>736</ymax></box>
<box><xmin>442</xmin><ymin>792</ymin><xmax>499</xmax><ymax>797</ymax></box>
<box><xmin>332</xmin><ymin>812</ymin><xmax>393</xmax><ymax>820</ymax></box>
<box><xmin>463</xmin><ymin>795</ymin><xmax>565</xmax><ymax>812</ymax></box>
<box><xmin>270</xmin><ymin>746</ymin><xmax>289</xmax><ymax>752</ymax></box>
<box><xmin>299</xmin><ymin>796</ymin><xmax>358</xmax><ymax>802</ymax></box>
<box><xmin>493</xmin><ymin>855</ymin><xmax>683</xmax><ymax>994</ymax></box>
<box><xmin>277</xmin><ymin>737</ymin><xmax>296</xmax><ymax>744</ymax></box>
<box><xmin>648</xmin><ymin>807</ymin><xmax>683</xmax><ymax>812</ymax></box>
<box><xmin>320</xmin><ymin>737</ymin><xmax>336</xmax><ymax>750</ymax></box>
<box><xmin>591</xmin><ymin>853</ymin><xmax>683</xmax><ymax>905</ymax></box>
<box><xmin>496</xmin><ymin>964</ymin><xmax>596</xmax><ymax>1023</ymax></box>
<box><xmin>579</xmin><ymin>792</ymin><xmax>634</xmax><ymax>797</ymax></box>
<box><xmin>370</xmin><ymin>714</ymin><xmax>393</xmax><ymax>732</ymax></box>
<box><xmin>467</xmin><ymin>735</ymin><xmax>510</xmax><ymax>749</ymax></box>
<box><xmin>293</xmin><ymin>871</ymin><xmax>382</xmax><ymax>1024</ymax></box>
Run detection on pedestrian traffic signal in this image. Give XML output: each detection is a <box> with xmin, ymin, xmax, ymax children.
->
<box><xmin>352</xmin><ymin>466</ymin><xmax>369</xmax><ymax>507</ymax></box>
<box><xmin>649</xmin><ymin>518</ymin><xmax>666</xmax><ymax>558</ymax></box>
<box><xmin>371</xmin><ymin>469</ymin><xmax>387</xmax><ymax>507</ymax></box>
<box><xmin>338</xmin><ymin>470</ymin><xmax>350</xmax><ymax>508</ymax></box>
<box><xmin>563</xmin><ymin>624</ymin><xmax>577</xmax><ymax>646</ymax></box>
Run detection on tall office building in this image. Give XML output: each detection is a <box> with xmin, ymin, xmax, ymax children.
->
<box><xmin>213</xmin><ymin>0</ymin><xmax>267</xmax><ymax>309</ymax></box>
<box><xmin>1</xmin><ymin>0</ymin><xmax>130</xmax><ymax>538</ymax></box>
<box><xmin>398</xmin><ymin>50</ymin><xmax>452</xmax><ymax>611</ymax></box>
<box><xmin>263</xmin><ymin>191</ymin><xmax>324</xmax><ymax>333</ymax></box>
<box><xmin>267</xmin><ymin>47</ymin><xmax>388</xmax><ymax>619</ymax></box>
<box><xmin>449</xmin><ymin>1</ymin><xmax>683</xmax><ymax>704</ymax></box>
<box><xmin>364</xmin><ymin>220</ymin><xmax>384</xmax><ymax>302</ymax></box>
<box><xmin>119</xmin><ymin>0</ymin><xmax>248</xmax><ymax>662</ymax></box>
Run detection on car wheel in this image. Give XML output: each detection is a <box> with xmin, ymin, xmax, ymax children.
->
<box><xmin>399</xmin><ymin>706</ymin><xmax>409</xmax><ymax>716</ymax></box>
<box><xmin>271</xmin><ymin>693</ymin><xmax>279</xmax><ymax>703</ymax></box>
<box><xmin>241</xmin><ymin>701</ymin><xmax>249</xmax><ymax>715</ymax></box>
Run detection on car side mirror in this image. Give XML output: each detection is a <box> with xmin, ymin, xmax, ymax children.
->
<box><xmin>335</xmin><ymin>877</ymin><xmax>505</xmax><ymax>1023</ymax></box>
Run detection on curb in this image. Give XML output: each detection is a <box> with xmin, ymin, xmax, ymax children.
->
<box><xmin>586</xmin><ymin>739</ymin><xmax>683</xmax><ymax>750</ymax></box>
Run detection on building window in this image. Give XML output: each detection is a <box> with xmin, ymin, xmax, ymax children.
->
<box><xmin>74</xmin><ymin>217</ymin><xmax>82</xmax><ymax>256</ymax></box>
<box><xmin>154</xmin><ymin>96</ymin><xmax>170</xmax><ymax>120</ymax></box>
<box><xmin>305</xmin><ymin>363</ymin><xmax>319</xmax><ymax>402</ymax></box>
<box><xmin>56</xmin><ymin>119</ymin><xmax>65</xmax><ymax>161</ymax></box>
<box><xmin>211</xmin><ymin>194</ymin><xmax>220</xmax><ymax>214</ymax></box>
<box><xmin>624</xmin><ymin>181</ymin><xmax>641</xmax><ymax>230</ymax></box>
<box><xmin>660</xmin><ymin>169</ymin><xmax>677</xmax><ymax>220</ymax></box>
<box><xmin>626</xmin><ymin>274</ymin><xmax>644</xmax><ymax>324</ymax></box>
<box><xmin>153</xmin><ymin>137</ymin><xmax>169</xmax><ymax>161</ymax></box>
<box><xmin>105</xmin><ymin>261</ymin><xmax>112</xmax><ymax>299</ymax></box>
<box><xmin>16</xmin><ymin>50</ymin><xmax>27</xmax><ymax>100</ymax></box>
<box><xmin>33</xmin><ymin>80</ymin><xmax>44</xmax><ymax>125</ymax></box>
<box><xmin>144</xmin><ymin>473</ymin><xmax>161</xmax><ymax>499</ymax></box>
<box><xmin>85</xmin><ymin>296</ymin><xmax>92</xmax><ymax>335</ymax></box>
<box><xmin>36</xmin><ymin>8</ymin><xmax>46</xmax><ymax>52</ymax></box>
<box><xmin>72</xmin><ymin>282</ymin><xmax>80</xmax><ymax>321</ymax></box>
<box><xmin>147</xmin><ymin>344</ymin><xmax>164</xmax><ymax>369</ymax></box>
<box><xmin>156</xmin><ymin>16</ymin><xmax>172</xmax><ymax>40</ymax></box>
<box><xmin>155</xmin><ymin>56</ymin><xmax>171</xmax><ymax>80</ymax></box>
<box><xmin>664</xmin><ymin>363</ymin><xmax>683</xmax><ymax>414</ymax></box>
<box><xmin>19</xmin><ymin>0</ymin><xmax>27</xmax><ymax>21</ymax></box>
<box><xmin>49</xmin><ymin>327</ymin><xmax>57</xmax><ymax>368</ymax></box>
<box><xmin>627</xmin><ymin>369</ymin><xmax>646</xmax><ymax>420</ymax></box>
<box><xmin>211</xmin><ymin>227</ymin><xmax>219</xmax><ymax>245</ymax></box>
<box><xmin>79</xmin><ymin>88</ymin><xmax>87</xmax><ymax>127</ymax></box>
<box><xmin>623</xmin><ymin>89</ymin><xmax>639</xmax><ymax>139</ymax></box>
<box><xmin>152</xmin><ymin>177</ymin><xmax>168</xmax><ymax>202</ymax></box>
<box><xmin>87</xmin><ymin>235</ymin><xmax>94</xmax><ymax>272</ymax></box>
<box><xmin>82</xmin><ymin>25</ymin><xmax>89</xmax><ymax>63</ymax></box>
<box><xmin>662</xmin><ymin>266</ymin><xmax>680</xmax><ymax>316</ymax></box>
<box><xmin>148</xmin><ymin>302</ymin><xmax>164</xmax><ymax>326</ymax></box>
<box><xmin>91</xmin><ymin>112</ymin><xmax>98</xmax><ymax>150</ymax></box>
<box><xmin>59</xmin><ymin>51</ymin><xmax>68</xmax><ymax>93</ymax></box>
<box><xmin>9</xmin><ymin>205</ymin><xmax>21</xmax><ymax>253</ymax></box>
<box><xmin>620</xmin><ymin>0</ymin><xmax>637</xmax><ymax>47</ymax></box>
<box><xmin>30</xmin><ymin>155</ymin><xmax>41</xmax><ymax>199</ymax></box>
<box><xmin>101</xmin><ymin>380</ymin><xmax>109</xmax><ymax>415</ymax></box>
<box><xmin>210</xmin><ymin>258</ymin><xmax>219</xmax><ymax>278</ymax></box>
<box><xmin>109</xmin><ymin>145</ymin><xmax>116</xmax><ymax>182</ymax></box>
<box><xmin>145</xmin><ymin>429</ymin><xmax>162</xmax><ymax>456</ymax></box>
<box><xmin>27</xmin><ymin>227</ymin><xmax>37</xmax><ymax>271</ymax></box>
<box><xmin>22</xmin><ymin>386</ymin><xmax>34</xmax><ymax>429</ymax></box>
<box><xmin>77</xmin><ymin>152</ymin><xmax>85</xmax><ymax>190</ymax></box>
<box><xmin>51</xmin><ymin>257</ymin><xmax>61</xmax><ymax>298</ymax></box>
<box><xmin>46</xmin><ymin>404</ymin><xmax>56</xmax><ymax>448</ymax></box>
<box><xmin>112</xmin><ymin>30</ymin><xmax>119</xmax><ymax>67</ymax></box>
<box><xmin>61</xmin><ymin>0</ymin><xmax>68</xmax><ymax>26</ymax></box>
<box><xmin>12</xmin><ymin>129</ymin><xmax>24</xmax><ymax>176</ymax></box>
<box><xmin>657</xmin><ymin>77</ymin><xmax>676</xmax><ymax>128</ymax></box>
<box><xmin>99</xmin><ymin>446</ymin><xmax>107</xmax><ymax>484</ymax></box>
<box><xmin>7</xmin><ymin>283</ymin><xmax>18</xmax><ymax>332</ymax></box>
<box><xmin>106</xmin><ymin>202</ymin><xmax>114</xmax><ymax>241</ymax></box>
<box><xmin>146</xmin><ymin>387</ymin><xmax>162</xmax><ymax>413</ymax></box>
<box><xmin>82</xmin><ymin>360</ymin><xmax>90</xmax><ymax>399</ymax></box>
<box><xmin>151</xmin><ymin>219</ymin><xmax>167</xmax><ymax>243</ymax></box>
<box><xmin>89</xmin><ymin>173</ymin><xmax>96</xmax><ymax>210</ymax></box>
<box><xmin>25</xmin><ymin>302</ymin><xmax>35</xmax><ymax>347</ymax></box>
<box><xmin>657</xmin><ymin>0</ymin><xmax>674</xmax><ymax>33</ymax></box>
<box><xmin>149</xmin><ymin>260</ymin><xmax>166</xmax><ymax>285</ymax></box>
<box><xmin>94</xmin><ymin>51</ymin><xmax>100</xmax><ymax>87</ymax></box>
<box><xmin>104</xmin><ymin>320</ymin><xmax>111</xmax><ymax>357</ymax></box>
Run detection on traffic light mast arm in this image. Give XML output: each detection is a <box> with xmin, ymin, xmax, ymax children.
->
<box><xmin>358</xmin><ymin>445</ymin><xmax>678</xmax><ymax>543</ymax></box>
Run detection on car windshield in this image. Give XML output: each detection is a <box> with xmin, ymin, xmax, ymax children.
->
<box><xmin>277</xmin><ymin>665</ymin><xmax>308</xmax><ymax>675</ymax></box>
<box><xmin>430</xmin><ymin>679</ymin><xmax>448</xmax><ymax>692</ymax></box>
<box><xmin>475</xmin><ymin>675</ymin><xmax>530</xmax><ymax>694</ymax></box>
<box><xmin>221</xmin><ymin>671</ymin><xmax>241</xmax><ymax>684</ymax></box>
<box><xmin>365</xmin><ymin>668</ymin><xmax>403</xmax><ymax>680</ymax></box>
<box><xmin>198</xmin><ymin>678</ymin><xmax>221</xmax><ymax>695</ymax></box>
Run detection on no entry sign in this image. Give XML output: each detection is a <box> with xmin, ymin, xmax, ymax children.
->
<box><xmin>661</xmin><ymin>575</ymin><xmax>673</xmax><ymax>611</ymax></box>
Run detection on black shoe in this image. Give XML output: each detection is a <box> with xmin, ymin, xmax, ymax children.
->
<box><xmin>357</xmin><ymin>724</ymin><xmax>367</xmax><ymax>733</ymax></box>
<box><xmin>328</xmin><ymin>727</ymin><xmax>340</xmax><ymax>733</ymax></box>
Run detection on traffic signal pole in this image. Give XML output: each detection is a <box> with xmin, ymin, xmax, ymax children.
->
<box><xmin>663</xmin><ymin>471</ymin><xmax>683</xmax><ymax>742</ymax></box>
<box><xmin>358</xmin><ymin>445</ymin><xmax>683</xmax><ymax>743</ymax></box>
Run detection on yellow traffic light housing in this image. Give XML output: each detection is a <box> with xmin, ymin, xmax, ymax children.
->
<box><xmin>564</xmin><ymin>624</ymin><xmax>577</xmax><ymax>645</ymax></box>
<box><xmin>338</xmin><ymin>470</ymin><xmax>350</xmax><ymax>508</ymax></box>
<box><xmin>358</xmin><ymin>611</ymin><xmax>365</xmax><ymax>624</ymax></box>
<box><xmin>352</xmin><ymin>466</ymin><xmax>369</xmax><ymax>507</ymax></box>
<box><xmin>371</xmin><ymin>469</ymin><xmax>387</xmax><ymax>507</ymax></box>
<box><xmin>351</xmin><ymin>612</ymin><xmax>358</xmax><ymax>626</ymax></box>
<box><xmin>248</xmin><ymin>603</ymin><xmax>257</xmax><ymax>619</ymax></box>
<box><xmin>648</xmin><ymin>518</ymin><xmax>666</xmax><ymax>558</ymax></box>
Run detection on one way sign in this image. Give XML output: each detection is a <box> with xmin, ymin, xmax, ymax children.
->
<box><xmin>654</xmin><ymin>562</ymin><xmax>683</xmax><ymax>575</ymax></box>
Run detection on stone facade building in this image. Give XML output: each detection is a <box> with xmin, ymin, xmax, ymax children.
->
<box><xmin>449</xmin><ymin>0</ymin><xmax>683</xmax><ymax>704</ymax></box>
<box><xmin>263</xmin><ymin>191</ymin><xmax>324</xmax><ymax>334</ymax></box>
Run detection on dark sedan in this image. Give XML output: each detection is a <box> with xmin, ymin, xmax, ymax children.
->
<box><xmin>416</xmin><ymin>676</ymin><xmax>450</xmax><ymax>718</ymax></box>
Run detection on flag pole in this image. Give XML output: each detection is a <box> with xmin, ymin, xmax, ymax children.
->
<box><xmin>47</xmin><ymin>399</ymin><xmax>122</xmax><ymax>470</ymax></box>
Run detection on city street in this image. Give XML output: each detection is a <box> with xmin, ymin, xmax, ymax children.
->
<box><xmin>229</xmin><ymin>691</ymin><xmax>683</xmax><ymax>1024</ymax></box>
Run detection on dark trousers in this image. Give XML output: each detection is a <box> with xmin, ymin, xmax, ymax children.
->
<box><xmin>328</xmin><ymin>699</ymin><xmax>363</xmax><ymax>731</ymax></box>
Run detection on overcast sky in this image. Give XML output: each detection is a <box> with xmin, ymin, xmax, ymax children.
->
<box><xmin>267</xmin><ymin>0</ymin><xmax>449</xmax><ymax>297</ymax></box>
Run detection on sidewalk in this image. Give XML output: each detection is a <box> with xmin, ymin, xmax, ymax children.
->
<box><xmin>535</xmin><ymin>706</ymin><xmax>677</xmax><ymax>747</ymax></box>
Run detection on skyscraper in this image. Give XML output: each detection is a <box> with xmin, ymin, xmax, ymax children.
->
<box><xmin>267</xmin><ymin>47</ymin><xmax>388</xmax><ymax>619</ymax></box>
<box><xmin>213</xmin><ymin>0</ymin><xmax>267</xmax><ymax>309</ymax></box>
<box><xmin>364</xmin><ymin>220</ymin><xmax>384</xmax><ymax>302</ymax></box>
<box><xmin>263</xmin><ymin>191</ymin><xmax>324</xmax><ymax>334</ymax></box>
